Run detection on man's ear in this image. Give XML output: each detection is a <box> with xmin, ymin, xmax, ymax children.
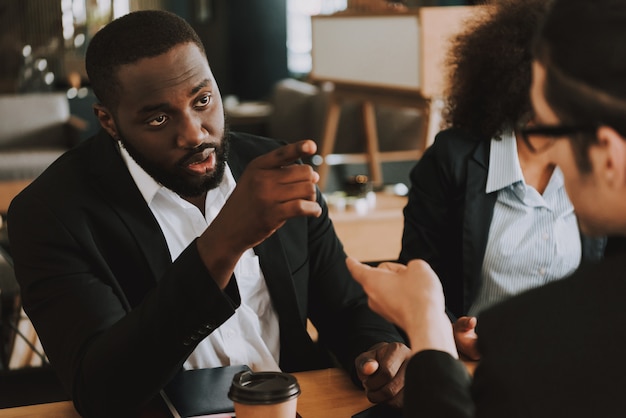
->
<box><xmin>93</xmin><ymin>103</ymin><xmax>119</xmax><ymax>140</ymax></box>
<box><xmin>594</xmin><ymin>126</ymin><xmax>626</xmax><ymax>188</ymax></box>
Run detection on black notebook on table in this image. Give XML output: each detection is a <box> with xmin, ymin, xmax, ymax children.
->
<box><xmin>161</xmin><ymin>364</ymin><xmax>251</xmax><ymax>418</ymax></box>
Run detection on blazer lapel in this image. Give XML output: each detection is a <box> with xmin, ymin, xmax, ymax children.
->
<box><xmin>254</xmin><ymin>234</ymin><xmax>301</xmax><ymax>327</ymax></box>
<box><xmin>88</xmin><ymin>131</ymin><xmax>172</xmax><ymax>281</ymax></box>
<box><xmin>254</xmin><ymin>231</ymin><xmax>322</xmax><ymax>371</ymax></box>
<box><xmin>227</xmin><ymin>135</ymin><xmax>305</xmax><ymax>332</ymax></box>
<box><xmin>462</xmin><ymin>141</ymin><xmax>497</xmax><ymax>312</ymax></box>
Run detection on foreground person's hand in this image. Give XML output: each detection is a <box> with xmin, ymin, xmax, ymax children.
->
<box><xmin>347</xmin><ymin>257</ymin><xmax>458</xmax><ymax>358</ymax></box>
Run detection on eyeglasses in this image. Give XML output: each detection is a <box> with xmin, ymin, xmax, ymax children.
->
<box><xmin>519</xmin><ymin>124</ymin><xmax>597</xmax><ymax>153</ymax></box>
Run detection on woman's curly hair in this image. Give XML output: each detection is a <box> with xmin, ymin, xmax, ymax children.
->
<box><xmin>442</xmin><ymin>0</ymin><xmax>551</xmax><ymax>140</ymax></box>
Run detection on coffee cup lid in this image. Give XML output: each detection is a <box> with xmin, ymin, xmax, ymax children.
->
<box><xmin>228</xmin><ymin>371</ymin><xmax>301</xmax><ymax>405</ymax></box>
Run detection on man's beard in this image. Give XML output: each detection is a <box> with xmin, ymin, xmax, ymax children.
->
<box><xmin>119</xmin><ymin>125</ymin><xmax>230</xmax><ymax>198</ymax></box>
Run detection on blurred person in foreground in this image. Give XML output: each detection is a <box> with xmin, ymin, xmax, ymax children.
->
<box><xmin>349</xmin><ymin>0</ymin><xmax>626</xmax><ymax>416</ymax></box>
<box><xmin>7</xmin><ymin>10</ymin><xmax>409</xmax><ymax>417</ymax></box>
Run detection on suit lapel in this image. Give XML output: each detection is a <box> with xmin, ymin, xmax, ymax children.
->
<box><xmin>255</xmin><ymin>232</ymin><xmax>321</xmax><ymax>371</ymax></box>
<box><xmin>254</xmin><ymin>234</ymin><xmax>301</xmax><ymax>327</ymax></box>
<box><xmin>462</xmin><ymin>141</ymin><xmax>497</xmax><ymax>312</ymax></box>
<box><xmin>226</xmin><ymin>138</ymin><xmax>316</xmax><ymax>367</ymax></box>
<box><xmin>88</xmin><ymin>131</ymin><xmax>171</xmax><ymax>281</ymax></box>
<box><xmin>227</xmin><ymin>136</ymin><xmax>303</xmax><ymax>330</ymax></box>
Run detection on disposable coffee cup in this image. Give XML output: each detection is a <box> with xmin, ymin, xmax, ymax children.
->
<box><xmin>228</xmin><ymin>371</ymin><xmax>300</xmax><ymax>418</ymax></box>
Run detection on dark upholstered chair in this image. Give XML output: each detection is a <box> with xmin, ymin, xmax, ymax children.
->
<box><xmin>0</xmin><ymin>92</ymin><xmax>86</xmax><ymax>181</ymax></box>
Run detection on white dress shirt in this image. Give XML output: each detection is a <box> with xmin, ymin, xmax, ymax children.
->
<box><xmin>468</xmin><ymin>131</ymin><xmax>581</xmax><ymax>316</ymax></box>
<box><xmin>118</xmin><ymin>143</ymin><xmax>281</xmax><ymax>372</ymax></box>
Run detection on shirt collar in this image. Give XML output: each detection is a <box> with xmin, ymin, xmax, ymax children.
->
<box><xmin>485</xmin><ymin>130</ymin><xmax>525</xmax><ymax>193</ymax></box>
<box><xmin>118</xmin><ymin>141</ymin><xmax>161</xmax><ymax>205</ymax></box>
<box><xmin>544</xmin><ymin>165</ymin><xmax>565</xmax><ymax>196</ymax></box>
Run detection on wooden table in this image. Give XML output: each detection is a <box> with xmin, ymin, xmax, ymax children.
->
<box><xmin>0</xmin><ymin>179</ymin><xmax>30</xmax><ymax>244</ymax></box>
<box><xmin>0</xmin><ymin>363</ymin><xmax>478</xmax><ymax>417</ymax></box>
<box><xmin>296</xmin><ymin>368</ymin><xmax>373</xmax><ymax>416</ymax></box>
<box><xmin>328</xmin><ymin>191</ymin><xmax>407</xmax><ymax>263</ymax></box>
<box><xmin>0</xmin><ymin>368</ymin><xmax>372</xmax><ymax>418</ymax></box>
<box><xmin>0</xmin><ymin>179</ymin><xmax>31</xmax><ymax>215</ymax></box>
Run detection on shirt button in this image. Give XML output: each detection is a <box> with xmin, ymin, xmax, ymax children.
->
<box><xmin>542</xmin><ymin>232</ymin><xmax>549</xmax><ymax>240</ymax></box>
<box><xmin>539</xmin><ymin>267</ymin><xmax>546</xmax><ymax>276</ymax></box>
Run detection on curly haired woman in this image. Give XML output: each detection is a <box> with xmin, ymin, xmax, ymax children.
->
<box><xmin>399</xmin><ymin>0</ymin><xmax>606</xmax><ymax>359</ymax></box>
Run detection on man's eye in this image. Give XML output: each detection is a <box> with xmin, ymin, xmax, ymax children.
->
<box><xmin>148</xmin><ymin>114</ymin><xmax>167</xmax><ymax>126</ymax></box>
<box><xmin>196</xmin><ymin>94</ymin><xmax>212</xmax><ymax>108</ymax></box>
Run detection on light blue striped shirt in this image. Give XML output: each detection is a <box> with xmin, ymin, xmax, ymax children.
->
<box><xmin>468</xmin><ymin>131</ymin><xmax>581</xmax><ymax>316</ymax></box>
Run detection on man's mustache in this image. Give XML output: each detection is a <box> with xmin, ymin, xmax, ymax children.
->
<box><xmin>178</xmin><ymin>143</ymin><xmax>219</xmax><ymax>167</ymax></box>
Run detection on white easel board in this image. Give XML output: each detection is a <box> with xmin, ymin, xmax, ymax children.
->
<box><xmin>311</xmin><ymin>13</ymin><xmax>421</xmax><ymax>91</ymax></box>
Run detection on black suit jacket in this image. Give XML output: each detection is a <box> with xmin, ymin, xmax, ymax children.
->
<box><xmin>7</xmin><ymin>131</ymin><xmax>402</xmax><ymax>417</ymax></box>
<box><xmin>404</xmin><ymin>253</ymin><xmax>626</xmax><ymax>417</ymax></box>
<box><xmin>400</xmin><ymin>128</ymin><xmax>605</xmax><ymax>318</ymax></box>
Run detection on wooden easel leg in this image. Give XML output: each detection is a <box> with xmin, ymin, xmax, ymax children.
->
<box><xmin>362</xmin><ymin>100</ymin><xmax>383</xmax><ymax>188</ymax></box>
<box><xmin>318</xmin><ymin>95</ymin><xmax>341</xmax><ymax>191</ymax></box>
<box><xmin>425</xmin><ymin>96</ymin><xmax>445</xmax><ymax>149</ymax></box>
<box><xmin>418</xmin><ymin>98</ymin><xmax>431</xmax><ymax>151</ymax></box>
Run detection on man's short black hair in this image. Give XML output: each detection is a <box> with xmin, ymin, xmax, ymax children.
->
<box><xmin>85</xmin><ymin>10</ymin><xmax>206</xmax><ymax>109</ymax></box>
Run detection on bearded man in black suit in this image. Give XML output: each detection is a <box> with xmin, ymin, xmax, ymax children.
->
<box><xmin>7</xmin><ymin>10</ymin><xmax>409</xmax><ymax>418</ymax></box>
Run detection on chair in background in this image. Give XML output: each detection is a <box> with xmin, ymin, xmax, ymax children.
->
<box><xmin>0</xmin><ymin>91</ymin><xmax>88</xmax><ymax>262</ymax></box>
<box><xmin>0</xmin><ymin>245</ymin><xmax>48</xmax><ymax>371</ymax></box>
<box><xmin>0</xmin><ymin>245</ymin><xmax>69</xmax><ymax>408</ymax></box>
<box><xmin>0</xmin><ymin>243</ymin><xmax>19</xmax><ymax>370</ymax></box>
<box><xmin>0</xmin><ymin>91</ymin><xmax>87</xmax><ymax>182</ymax></box>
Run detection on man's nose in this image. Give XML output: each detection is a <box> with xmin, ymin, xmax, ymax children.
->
<box><xmin>176</xmin><ymin>112</ymin><xmax>208</xmax><ymax>148</ymax></box>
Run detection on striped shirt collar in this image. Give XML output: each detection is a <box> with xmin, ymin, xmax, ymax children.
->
<box><xmin>485</xmin><ymin>130</ymin><xmax>525</xmax><ymax>194</ymax></box>
<box><xmin>484</xmin><ymin>130</ymin><xmax>565</xmax><ymax>199</ymax></box>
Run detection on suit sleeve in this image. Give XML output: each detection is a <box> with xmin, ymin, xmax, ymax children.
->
<box><xmin>8</xmin><ymin>191</ymin><xmax>240</xmax><ymax>418</ymax></box>
<box><xmin>404</xmin><ymin>350</ymin><xmax>474</xmax><ymax>418</ymax></box>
